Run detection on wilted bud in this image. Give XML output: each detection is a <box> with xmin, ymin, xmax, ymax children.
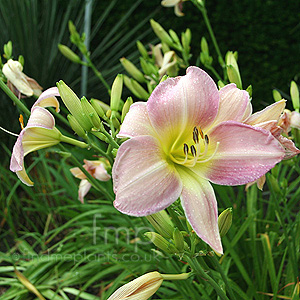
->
<box><xmin>3</xmin><ymin>41</ymin><xmax>12</xmax><ymax>59</ymax></box>
<box><xmin>272</xmin><ymin>89</ymin><xmax>282</xmax><ymax>102</ymax></box>
<box><xmin>57</xmin><ymin>80</ymin><xmax>92</xmax><ymax>131</ymax></box>
<box><xmin>218</xmin><ymin>208</ymin><xmax>232</xmax><ymax>238</ymax></box>
<box><xmin>144</xmin><ymin>232</ymin><xmax>177</xmax><ymax>254</ymax></box>
<box><xmin>81</xmin><ymin>97</ymin><xmax>102</xmax><ymax>130</ymax></box>
<box><xmin>58</xmin><ymin>44</ymin><xmax>82</xmax><ymax>64</ymax></box>
<box><xmin>150</xmin><ymin>19</ymin><xmax>174</xmax><ymax>47</ymax></box>
<box><xmin>67</xmin><ymin>114</ymin><xmax>86</xmax><ymax>138</ymax></box>
<box><xmin>121</xmin><ymin>97</ymin><xmax>133</xmax><ymax>122</ymax></box>
<box><xmin>120</xmin><ymin>58</ymin><xmax>145</xmax><ymax>83</ymax></box>
<box><xmin>146</xmin><ymin>210</ymin><xmax>174</xmax><ymax>239</ymax></box>
<box><xmin>110</xmin><ymin>74</ymin><xmax>123</xmax><ymax>111</ymax></box>
<box><xmin>226</xmin><ymin>51</ymin><xmax>242</xmax><ymax>89</ymax></box>
<box><xmin>107</xmin><ymin>271</ymin><xmax>163</xmax><ymax>300</ymax></box>
<box><xmin>136</xmin><ymin>40</ymin><xmax>149</xmax><ymax>59</ymax></box>
<box><xmin>173</xmin><ymin>227</ymin><xmax>184</xmax><ymax>252</ymax></box>
<box><xmin>290</xmin><ymin>81</ymin><xmax>299</xmax><ymax>112</ymax></box>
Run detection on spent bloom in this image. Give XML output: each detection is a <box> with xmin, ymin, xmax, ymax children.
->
<box><xmin>112</xmin><ymin>66</ymin><xmax>290</xmax><ymax>254</ymax></box>
<box><xmin>161</xmin><ymin>0</ymin><xmax>186</xmax><ymax>17</ymax></box>
<box><xmin>107</xmin><ymin>271</ymin><xmax>163</xmax><ymax>300</ymax></box>
<box><xmin>2</xmin><ymin>59</ymin><xmax>42</xmax><ymax>97</ymax></box>
<box><xmin>10</xmin><ymin>88</ymin><xmax>62</xmax><ymax>186</ymax></box>
<box><xmin>70</xmin><ymin>159</ymin><xmax>111</xmax><ymax>203</ymax></box>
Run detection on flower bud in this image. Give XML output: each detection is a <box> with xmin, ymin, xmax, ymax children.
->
<box><xmin>140</xmin><ymin>57</ymin><xmax>152</xmax><ymax>76</ymax></box>
<box><xmin>58</xmin><ymin>44</ymin><xmax>82</xmax><ymax>64</ymax></box>
<box><xmin>121</xmin><ymin>97</ymin><xmax>133</xmax><ymax>122</ymax></box>
<box><xmin>144</xmin><ymin>232</ymin><xmax>177</xmax><ymax>254</ymax></box>
<box><xmin>68</xmin><ymin>21</ymin><xmax>81</xmax><ymax>44</ymax></box>
<box><xmin>291</xmin><ymin>111</ymin><xmax>300</xmax><ymax>129</ymax></box>
<box><xmin>150</xmin><ymin>19</ymin><xmax>174</xmax><ymax>47</ymax></box>
<box><xmin>226</xmin><ymin>51</ymin><xmax>242</xmax><ymax>89</ymax></box>
<box><xmin>90</xmin><ymin>99</ymin><xmax>108</xmax><ymax>119</ymax></box>
<box><xmin>120</xmin><ymin>58</ymin><xmax>145</xmax><ymax>83</ymax></box>
<box><xmin>111</xmin><ymin>148</ymin><xmax>118</xmax><ymax>157</ymax></box>
<box><xmin>57</xmin><ymin>80</ymin><xmax>92</xmax><ymax>131</ymax></box>
<box><xmin>110</xmin><ymin>74</ymin><xmax>123</xmax><ymax>112</ymax></box>
<box><xmin>173</xmin><ymin>227</ymin><xmax>184</xmax><ymax>252</ymax></box>
<box><xmin>111</xmin><ymin>111</ymin><xmax>120</xmax><ymax>129</ymax></box>
<box><xmin>136</xmin><ymin>40</ymin><xmax>149</xmax><ymax>59</ymax></box>
<box><xmin>218</xmin><ymin>208</ymin><xmax>232</xmax><ymax>238</ymax></box>
<box><xmin>92</xmin><ymin>131</ymin><xmax>108</xmax><ymax>142</ymax></box>
<box><xmin>81</xmin><ymin>97</ymin><xmax>102</xmax><ymax>130</ymax></box>
<box><xmin>4</xmin><ymin>41</ymin><xmax>12</xmax><ymax>59</ymax></box>
<box><xmin>290</xmin><ymin>81</ymin><xmax>299</xmax><ymax>112</ymax></box>
<box><xmin>146</xmin><ymin>210</ymin><xmax>174</xmax><ymax>239</ymax></box>
<box><xmin>246</xmin><ymin>85</ymin><xmax>252</xmax><ymax>98</ymax></box>
<box><xmin>123</xmin><ymin>75</ymin><xmax>149</xmax><ymax>100</ymax></box>
<box><xmin>107</xmin><ymin>271</ymin><xmax>163</xmax><ymax>300</ymax></box>
<box><xmin>181</xmin><ymin>29</ymin><xmax>191</xmax><ymax>54</ymax></box>
<box><xmin>273</xmin><ymin>89</ymin><xmax>282</xmax><ymax>102</ymax></box>
<box><xmin>169</xmin><ymin>29</ymin><xmax>181</xmax><ymax>45</ymax></box>
<box><xmin>18</xmin><ymin>55</ymin><xmax>24</xmax><ymax>67</ymax></box>
<box><xmin>67</xmin><ymin>114</ymin><xmax>86</xmax><ymax>138</ymax></box>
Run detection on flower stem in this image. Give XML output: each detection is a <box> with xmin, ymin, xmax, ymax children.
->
<box><xmin>60</xmin><ymin>135</ymin><xmax>89</xmax><ymax>148</ymax></box>
<box><xmin>101</xmin><ymin>128</ymin><xmax>119</xmax><ymax>149</ymax></box>
<box><xmin>88</xmin><ymin>140</ymin><xmax>113</xmax><ymax>165</ymax></box>
<box><xmin>0</xmin><ymin>79</ymin><xmax>30</xmax><ymax>116</ymax></box>
<box><xmin>185</xmin><ymin>255</ymin><xmax>230</xmax><ymax>300</ymax></box>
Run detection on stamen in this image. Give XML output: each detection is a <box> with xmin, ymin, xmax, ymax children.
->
<box><xmin>205</xmin><ymin>134</ymin><xmax>209</xmax><ymax>144</ymax></box>
<box><xmin>198</xmin><ymin>142</ymin><xmax>220</xmax><ymax>163</ymax></box>
<box><xmin>193</xmin><ymin>127</ymin><xmax>199</xmax><ymax>144</ymax></box>
<box><xmin>183</xmin><ymin>143</ymin><xmax>189</xmax><ymax>155</ymax></box>
<box><xmin>19</xmin><ymin>114</ymin><xmax>24</xmax><ymax>130</ymax></box>
<box><xmin>190</xmin><ymin>145</ymin><xmax>197</xmax><ymax>157</ymax></box>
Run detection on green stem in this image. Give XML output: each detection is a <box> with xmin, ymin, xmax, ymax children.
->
<box><xmin>0</xmin><ymin>79</ymin><xmax>30</xmax><ymax>116</ymax></box>
<box><xmin>192</xmin><ymin>1</ymin><xmax>225</xmax><ymax>70</ymax></box>
<box><xmin>60</xmin><ymin>135</ymin><xmax>88</xmax><ymax>148</ymax></box>
<box><xmin>88</xmin><ymin>140</ymin><xmax>113</xmax><ymax>165</ymax></box>
<box><xmin>185</xmin><ymin>255</ymin><xmax>230</xmax><ymax>300</ymax></box>
<box><xmin>84</xmin><ymin>55</ymin><xmax>111</xmax><ymax>94</ymax></box>
<box><xmin>210</xmin><ymin>254</ymin><xmax>237</xmax><ymax>300</ymax></box>
<box><xmin>101</xmin><ymin>128</ymin><xmax>119</xmax><ymax>149</ymax></box>
<box><xmin>206</xmin><ymin>65</ymin><xmax>223</xmax><ymax>82</ymax></box>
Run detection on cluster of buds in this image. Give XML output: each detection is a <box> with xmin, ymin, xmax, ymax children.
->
<box><xmin>120</xmin><ymin>19</ymin><xmax>192</xmax><ymax>101</ymax></box>
<box><xmin>144</xmin><ymin>208</ymin><xmax>232</xmax><ymax>256</ymax></box>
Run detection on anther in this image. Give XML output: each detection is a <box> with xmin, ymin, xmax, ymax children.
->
<box><xmin>19</xmin><ymin>114</ymin><xmax>24</xmax><ymax>130</ymax></box>
<box><xmin>190</xmin><ymin>145</ymin><xmax>197</xmax><ymax>157</ymax></box>
<box><xmin>183</xmin><ymin>143</ymin><xmax>189</xmax><ymax>155</ymax></box>
<box><xmin>193</xmin><ymin>127</ymin><xmax>199</xmax><ymax>144</ymax></box>
<box><xmin>199</xmin><ymin>127</ymin><xmax>204</xmax><ymax>139</ymax></box>
<box><xmin>205</xmin><ymin>134</ymin><xmax>209</xmax><ymax>144</ymax></box>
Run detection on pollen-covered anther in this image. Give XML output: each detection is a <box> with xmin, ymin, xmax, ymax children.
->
<box><xmin>193</xmin><ymin>127</ymin><xmax>199</xmax><ymax>144</ymax></box>
<box><xmin>190</xmin><ymin>145</ymin><xmax>197</xmax><ymax>157</ymax></box>
<box><xmin>205</xmin><ymin>134</ymin><xmax>209</xmax><ymax>144</ymax></box>
<box><xmin>19</xmin><ymin>114</ymin><xmax>24</xmax><ymax>130</ymax></box>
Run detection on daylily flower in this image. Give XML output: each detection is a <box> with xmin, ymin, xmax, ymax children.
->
<box><xmin>107</xmin><ymin>271</ymin><xmax>163</xmax><ymax>300</ymax></box>
<box><xmin>161</xmin><ymin>0</ymin><xmax>186</xmax><ymax>17</ymax></box>
<box><xmin>70</xmin><ymin>159</ymin><xmax>111</xmax><ymax>203</ymax></box>
<box><xmin>2</xmin><ymin>59</ymin><xmax>42</xmax><ymax>97</ymax></box>
<box><xmin>10</xmin><ymin>88</ymin><xmax>61</xmax><ymax>186</ymax></box>
<box><xmin>112</xmin><ymin>66</ymin><xmax>288</xmax><ymax>254</ymax></box>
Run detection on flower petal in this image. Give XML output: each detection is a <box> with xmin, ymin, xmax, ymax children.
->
<box><xmin>212</xmin><ymin>83</ymin><xmax>251</xmax><ymax>126</ymax></box>
<box><xmin>161</xmin><ymin>0</ymin><xmax>180</xmax><ymax>7</ymax></box>
<box><xmin>118</xmin><ymin>102</ymin><xmax>154</xmax><ymax>138</ymax></box>
<box><xmin>113</xmin><ymin>136</ymin><xmax>182</xmax><ymax>216</ymax></box>
<box><xmin>78</xmin><ymin>179</ymin><xmax>92</xmax><ymax>203</ymax></box>
<box><xmin>245</xmin><ymin>100</ymin><xmax>286</xmax><ymax>125</ymax></box>
<box><xmin>277</xmin><ymin>135</ymin><xmax>300</xmax><ymax>159</ymax></box>
<box><xmin>196</xmin><ymin>121</ymin><xmax>285</xmax><ymax>185</ymax></box>
<box><xmin>27</xmin><ymin>107</ymin><xmax>55</xmax><ymax>128</ymax></box>
<box><xmin>70</xmin><ymin>167</ymin><xmax>86</xmax><ymax>179</ymax></box>
<box><xmin>147</xmin><ymin>66</ymin><xmax>219</xmax><ymax>149</ymax></box>
<box><xmin>33</xmin><ymin>87</ymin><xmax>60</xmax><ymax>112</ymax></box>
<box><xmin>177</xmin><ymin>167</ymin><xmax>223</xmax><ymax>254</ymax></box>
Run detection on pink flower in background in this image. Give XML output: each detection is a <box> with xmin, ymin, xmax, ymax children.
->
<box><xmin>70</xmin><ymin>159</ymin><xmax>111</xmax><ymax>203</ymax></box>
<box><xmin>10</xmin><ymin>88</ymin><xmax>61</xmax><ymax>186</ymax></box>
<box><xmin>112</xmin><ymin>66</ymin><xmax>289</xmax><ymax>254</ymax></box>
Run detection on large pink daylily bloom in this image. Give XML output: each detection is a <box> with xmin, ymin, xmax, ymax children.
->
<box><xmin>70</xmin><ymin>159</ymin><xmax>111</xmax><ymax>203</ymax></box>
<box><xmin>10</xmin><ymin>88</ymin><xmax>61</xmax><ymax>186</ymax></box>
<box><xmin>112</xmin><ymin>66</ymin><xmax>288</xmax><ymax>254</ymax></box>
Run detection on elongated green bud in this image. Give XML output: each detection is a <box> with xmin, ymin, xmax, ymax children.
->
<box><xmin>150</xmin><ymin>19</ymin><xmax>173</xmax><ymax>47</ymax></box>
<box><xmin>136</xmin><ymin>40</ymin><xmax>149</xmax><ymax>59</ymax></box>
<box><xmin>57</xmin><ymin>80</ymin><xmax>92</xmax><ymax>131</ymax></box>
<box><xmin>4</xmin><ymin>41</ymin><xmax>12</xmax><ymax>59</ymax></box>
<box><xmin>131</xmin><ymin>79</ymin><xmax>149</xmax><ymax>100</ymax></box>
<box><xmin>173</xmin><ymin>228</ymin><xmax>184</xmax><ymax>252</ymax></box>
<box><xmin>201</xmin><ymin>37</ymin><xmax>209</xmax><ymax>55</ymax></box>
<box><xmin>67</xmin><ymin>114</ymin><xmax>86</xmax><ymax>138</ymax></box>
<box><xmin>181</xmin><ymin>30</ymin><xmax>191</xmax><ymax>54</ymax></box>
<box><xmin>111</xmin><ymin>111</ymin><xmax>120</xmax><ymax>129</ymax></box>
<box><xmin>123</xmin><ymin>75</ymin><xmax>148</xmax><ymax>99</ymax></box>
<box><xmin>92</xmin><ymin>131</ymin><xmax>108</xmax><ymax>142</ymax></box>
<box><xmin>169</xmin><ymin>29</ymin><xmax>180</xmax><ymax>45</ymax></box>
<box><xmin>146</xmin><ymin>210</ymin><xmax>174</xmax><ymax>239</ymax></box>
<box><xmin>18</xmin><ymin>55</ymin><xmax>24</xmax><ymax>67</ymax></box>
<box><xmin>90</xmin><ymin>99</ymin><xmax>105</xmax><ymax>118</ymax></box>
<box><xmin>140</xmin><ymin>57</ymin><xmax>152</xmax><ymax>75</ymax></box>
<box><xmin>58</xmin><ymin>44</ymin><xmax>82</xmax><ymax>64</ymax></box>
<box><xmin>226</xmin><ymin>51</ymin><xmax>242</xmax><ymax>89</ymax></box>
<box><xmin>144</xmin><ymin>232</ymin><xmax>177</xmax><ymax>254</ymax></box>
<box><xmin>110</xmin><ymin>74</ymin><xmax>123</xmax><ymax>111</ymax></box>
<box><xmin>81</xmin><ymin>97</ymin><xmax>102</xmax><ymax>130</ymax></box>
<box><xmin>290</xmin><ymin>81</ymin><xmax>299</xmax><ymax>112</ymax></box>
<box><xmin>218</xmin><ymin>80</ymin><xmax>225</xmax><ymax>88</ymax></box>
<box><xmin>121</xmin><ymin>97</ymin><xmax>133</xmax><ymax>122</ymax></box>
<box><xmin>120</xmin><ymin>58</ymin><xmax>145</xmax><ymax>83</ymax></box>
<box><xmin>246</xmin><ymin>85</ymin><xmax>252</xmax><ymax>98</ymax></box>
<box><xmin>218</xmin><ymin>208</ymin><xmax>232</xmax><ymax>238</ymax></box>
<box><xmin>272</xmin><ymin>89</ymin><xmax>282</xmax><ymax>102</ymax></box>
